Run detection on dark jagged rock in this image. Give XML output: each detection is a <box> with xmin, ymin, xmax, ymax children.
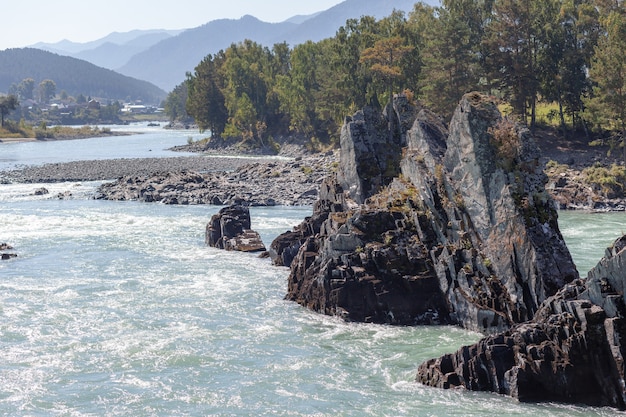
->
<box><xmin>274</xmin><ymin>93</ymin><xmax>577</xmax><ymax>332</ymax></box>
<box><xmin>205</xmin><ymin>205</ymin><xmax>266</xmax><ymax>252</ymax></box>
<box><xmin>269</xmin><ymin>175</ymin><xmax>346</xmax><ymax>267</ymax></box>
<box><xmin>417</xmin><ymin>234</ymin><xmax>626</xmax><ymax>409</ymax></box>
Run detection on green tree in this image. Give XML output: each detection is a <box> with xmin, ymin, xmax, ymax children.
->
<box><xmin>164</xmin><ymin>82</ymin><xmax>189</xmax><ymax>122</ymax></box>
<box><xmin>38</xmin><ymin>79</ymin><xmax>56</xmax><ymax>103</ymax></box>
<box><xmin>330</xmin><ymin>16</ymin><xmax>381</xmax><ymax>112</ymax></box>
<box><xmin>587</xmin><ymin>7</ymin><xmax>626</xmax><ymax>165</ymax></box>
<box><xmin>18</xmin><ymin>78</ymin><xmax>35</xmax><ymax>100</ymax></box>
<box><xmin>483</xmin><ymin>0</ymin><xmax>544</xmax><ymax>126</ymax></box>
<box><xmin>186</xmin><ymin>53</ymin><xmax>228</xmax><ymax>136</ymax></box>
<box><xmin>359</xmin><ymin>36</ymin><xmax>413</xmax><ymax>106</ymax></box>
<box><xmin>0</xmin><ymin>95</ymin><xmax>19</xmax><ymax>127</ymax></box>
<box><xmin>418</xmin><ymin>0</ymin><xmax>491</xmax><ymax>118</ymax></box>
<box><xmin>536</xmin><ymin>0</ymin><xmax>600</xmax><ymax>129</ymax></box>
<box><xmin>275</xmin><ymin>41</ymin><xmax>320</xmax><ymax>135</ymax></box>
<box><xmin>231</xmin><ymin>93</ymin><xmax>258</xmax><ymax>143</ymax></box>
<box><xmin>219</xmin><ymin>40</ymin><xmax>278</xmax><ymax>143</ymax></box>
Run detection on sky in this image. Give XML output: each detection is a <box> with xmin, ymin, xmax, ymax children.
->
<box><xmin>0</xmin><ymin>0</ymin><xmax>345</xmax><ymax>50</ymax></box>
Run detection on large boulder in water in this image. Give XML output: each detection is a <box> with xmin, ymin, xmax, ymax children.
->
<box><xmin>416</xmin><ymin>234</ymin><xmax>626</xmax><ymax>409</ymax></box>
<box><xmin>206</xmin><ymin>205</ymin><xmax>266</xmax><ymax>252</ymax></box>
<box><xmin>275</xmin><ymin>93</ymin><xmax>578</xmax><ymax>333</ymax></box>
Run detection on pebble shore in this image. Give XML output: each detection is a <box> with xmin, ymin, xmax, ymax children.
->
<box><xmin>1</xmin><ymin>152</ymin><xmax>337</xmax><ymax>206</ymax></box>
<box><xmin>0</xmin><ymin>156</ymin><xmax>274</xmax><ymax>183</ymax></box>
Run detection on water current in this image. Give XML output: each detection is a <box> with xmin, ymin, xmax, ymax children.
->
<box><xmin>0</xmin><ymin>124</ymin><xmax>624</xmax><ymax>416</ymax></box>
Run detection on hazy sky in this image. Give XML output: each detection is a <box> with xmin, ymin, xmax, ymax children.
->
<box><xmin>0</xmin><ymin>0</ymin><xmax>345</xmax><ymax>50</ymax></box>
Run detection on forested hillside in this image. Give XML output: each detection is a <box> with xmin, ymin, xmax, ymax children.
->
<box><xmin>0</xmin><ymin>48</ymin><xmax>166</xmax><ymax>103</ymax></box>
<box><xmin>170</xmin><ymin>0</ymin><xmax>626</xmax><ymax>159</ymax></box>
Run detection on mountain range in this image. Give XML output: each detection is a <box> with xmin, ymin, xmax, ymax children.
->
<box><xmin>31</xmin><ymin>0</ymin><xmax>427</xmax><ymax>92</ymax></box>
<box><xmin>0</xmin><ymin>48</ymin><xmax>166</xmax><ymax>104</ymax></box>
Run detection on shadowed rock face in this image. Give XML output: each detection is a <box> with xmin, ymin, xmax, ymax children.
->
<box><xmin>417</xmin><ymin>235</ymin><xmax>626</xmax><ymax>409</ymax></box>
<box><xmin>273</xmin><ymin>92</ymin><xmax>578</xmax><ymax>333</ymax></box>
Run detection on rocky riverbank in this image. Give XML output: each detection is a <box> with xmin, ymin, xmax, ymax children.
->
<box><xmin>1</xmin><ymin>125</ymin><xmax>622</xmax><ymax>211</ymax></box>
<box><xmin>94</xmin><ymin>153</ymin><xmax>335</xmax><ymax>206</ymax></box>
<box><xmin>0</xmin><ymin>156</ymin><xmax>272</xmax><ymax>183</ymax></box>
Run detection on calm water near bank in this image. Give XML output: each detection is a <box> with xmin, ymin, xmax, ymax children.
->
<box><xmin>0</xmin><ymin>127</ymin><xmax>624</xmax><ymax>416</ymax></box>
<box><xmin>0</xmin><ymin>123</ymin><xmax>204</xmax><ymax>171</ymax></box>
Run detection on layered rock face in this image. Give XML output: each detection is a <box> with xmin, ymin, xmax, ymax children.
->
<box><xmin>417</xmin><ymin>235</ymin><xmax>626</xmax><ymax>409</ymax></box>
<box><xmin>206</xmin><ymin>205</ymin><xmax>266</xmax><ymax>252</ymax></box>
<box><xmin>274</xmin><ymin>93</ymin><xmax>578</xmax><ymax>333</ymax></box>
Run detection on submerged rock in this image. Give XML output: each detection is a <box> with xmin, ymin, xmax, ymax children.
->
<box><xmin>206</xmin><ymin>205</ymin><xmax>266</xmax><ymax>252</ymax></box>
<box><xmin>274</xmin><ymin>93</ymin><xmax>577</xmax><ymax>332</ymax></box>
<box><xmin>1</xmin><ymin>243</ymin><xmax>17</xmax><ymax>260</ymax></box>
<box><xmin>417</xmin><ymin>234</ymin><xmax>626</xmax><ymax>409</ymax></box>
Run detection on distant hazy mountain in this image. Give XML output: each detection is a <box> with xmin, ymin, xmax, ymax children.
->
<box><xmin>24</xmin><ymin>0</ymin><xmax>436</xmax><ymax>93</ymax></box>
<box><xmin>118</xmin><ymin>16</ymin><xmax>297</xmax><ymax>93</ymax></box>
<box><xmin>0</xmin><ymin>48</ymin><xmax>166</xmax><ymax>104</ymax></box>
<box><xmin>72</xmin><ymin>32</ymin><xmax>177</xmax><ymax>69</ymax></box>
<box><xmin>284</xmin><ymin>13</ymin><xmax>322</xmax><ymax>25</ymax></box>
<box><xmin>31</xmin><ymin>29</ymin><xmax>183</xmax><ymax>55</ymax></box>
<box><xmin>30</xmin><ymin>30</ymin><xmax>182</xmax><ymax>71</ymax></box>
<box><xmin>118</xmin><ymin>0</ymin><xmax>425</xmax><ymax>91</ymax></box>
<box><xmin>278</xmin><ymin>0</ymin><xmax>420</xmax><ymax>45</ymax></box>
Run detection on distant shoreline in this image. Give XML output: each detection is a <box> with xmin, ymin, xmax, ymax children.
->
<box><xmin>0</xmin><ymin>137</ymin><xmax>37</xmax><ymax>144</ymax></box>
<box><xmin>0</xmin><ymin>130</ymin><xmax>134</xmax><ymax>144</ymax></box>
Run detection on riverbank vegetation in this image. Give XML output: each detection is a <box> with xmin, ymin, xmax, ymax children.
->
<box><xmin>0</xmin><ymin>122</ymin><xmax>115</xmax><ymax>140</ymax></box>
<box><xmin>166</xmin><ymin>0</ymin><xmax>626</xmax><ymax>161</ymax></box>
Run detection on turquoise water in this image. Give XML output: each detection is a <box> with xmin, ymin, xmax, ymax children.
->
<box><xmin>558</xmin><ymin>210</ymin><xmax>626</xmax><ymax>275</ymax></box>
<box><xmin>0</xmin><ymin>130</ymin><xmax>624</xmax><ymax>416</ymax></box>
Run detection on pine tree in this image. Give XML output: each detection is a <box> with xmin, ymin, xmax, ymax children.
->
<box><xmin>587</xmin><ymin>8</ymin><xmax>626</xmax><ymax>165</ymax></box>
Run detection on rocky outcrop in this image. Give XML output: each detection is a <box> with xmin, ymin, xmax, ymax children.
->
<box><xmin>206</xmin><ymin>205</ymin><xmax>266</xmax><ymax>252</ymax></box>
<box><xmin>269</xmin><ymin>175</ymin><xmax>347</xmax><ymax>267</ymax></box>
<box><xmin>337</xmin><ymin>96</ymin><xmax>417</xmax><ymax>204</ymax></box>
<box><xmin>275</xmin><ymin>93</ymin><xmax>578</xmax><ymax>333</ymax></box>
<box><xmin>417</xmin><ymin>234</ymin><xmax>626</xmax><ymax>409</ymax></box>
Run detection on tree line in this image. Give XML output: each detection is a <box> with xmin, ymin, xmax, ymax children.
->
<box><xmin>165</xmin><ymin>0</ymin><xmax>626</xmax><ymax>153</ymax></box>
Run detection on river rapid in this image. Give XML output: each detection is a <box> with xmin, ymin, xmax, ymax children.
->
<box><xmin>0</xmin><ymin>124</ymin><xmax>624</xmax><ymax>416</ymax></box>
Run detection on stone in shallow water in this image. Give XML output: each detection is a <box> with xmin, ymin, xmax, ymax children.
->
<box><xmin>205</xmin><ymin>205</ymin><xmax>266</xmax><ymax>253</ymax></box>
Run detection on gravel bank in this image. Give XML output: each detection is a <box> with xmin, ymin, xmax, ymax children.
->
<box><xmin>0</xmin><ymin>156</ymin><xmax>277</xmax><ymax>183</ymax></box>
<box><xmin>95</xmin><ymin>153</ymin><xmax>336</xmax><ymax>206</ymax></box>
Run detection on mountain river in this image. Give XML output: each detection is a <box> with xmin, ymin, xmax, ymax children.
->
<box><xmin>0</xmin><ymin>124</ymin><xmax>624</xmax><ymax>416</ymax></box>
